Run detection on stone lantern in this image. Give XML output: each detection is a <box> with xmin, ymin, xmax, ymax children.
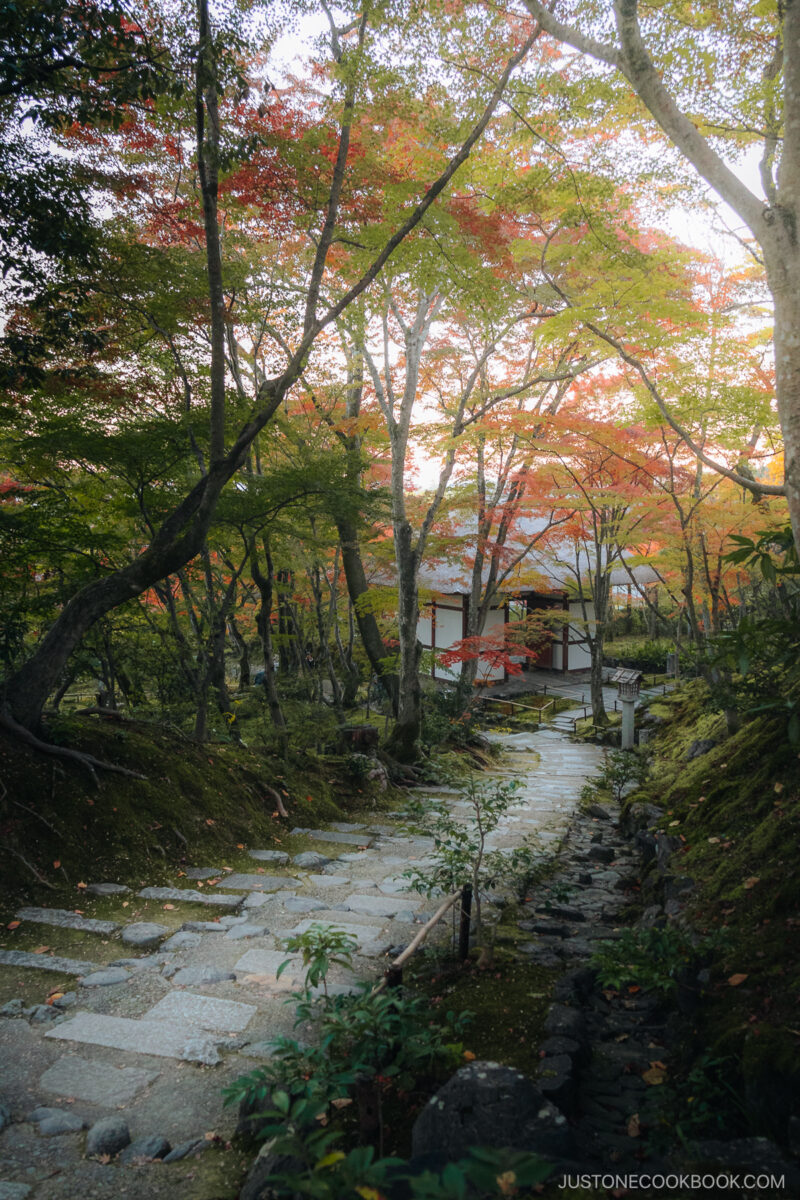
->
<box><xmin>611</xmin><ymin>667</ymin><xmax>643</xmax><ymax>750</ymax></box>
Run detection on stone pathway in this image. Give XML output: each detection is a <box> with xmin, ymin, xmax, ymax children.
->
<box><xmin>0</xmin><ymin>726</ymin><xmax>602</xmax><ymax>1199</ymax></box>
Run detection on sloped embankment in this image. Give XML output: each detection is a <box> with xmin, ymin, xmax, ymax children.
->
<box><xmin>0</xmin><ymin>714</ymin><xmax>380</xmax><ymax>911</ymax></box>
<box><xmin>626</xmin><ymin>681</ymin><xmax>800</xmax><ymax>1150</ymax></box>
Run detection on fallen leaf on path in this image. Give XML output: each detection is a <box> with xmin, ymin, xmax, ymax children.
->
<box><xmin>707</xmin><ymin>837</ymin><xmax>720</xmax><ymax>844</ymax></box>
<box><xmin>6</xmin><ymin>921</ymin><xmax>20</xmax><ymax>930</ymax></box>
<box><xmin>728</xmin><ymin>973</ymin><xmax>748</xmax><ymax>987</ymax></box>
<box><xmin>122</xmin><ymin>901</ymin><xmax>129</xmax><ymax>908</ymax></box>
<box><xmin>744</xmin><ymin>877</ymin><xmax>760</xmax><ymax>889</ymax></box>
<box><xmin>236</xmin><ymin>843</ymin><xmax>244</xmax><ymax>850</ymax></box>
<box><xmin>205</xmin><ymin>818</ymin><xmax>215</xmax><ymax>826</ymax></box>
<box><xmin>77</xmin><ymin>881</ymin><xmax>87</xmax><ymax>889</ymax></box>
<box><xmin>32</xmin><ymin>946</ymin><xmax>50</xmax><ymax>954</ymax></box>
<box><xmin>642</xmin><ymin>1064</ymin><xmax>667</xmax><ymax>1085</ymax></box>
<box><xmin>627</xmin><ymin>1113</ymin><xmax>641</xmax><ymax>1137</ymax></box>
<box><xmin>53</xmin><ymin>860</ymin><xmax>61</xmax><ymax>869</ymax></box>
<box><xmin>163</xmin><ymin>904</ymin><xmax>175</xmax><ymax>910</ymax></box>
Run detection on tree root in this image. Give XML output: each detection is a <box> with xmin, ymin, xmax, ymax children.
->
<box><xmin>0</xmin><ymin>845</ymin><xmax>57</xmax><ymax>890</ymax></box>
<box><xmin>264</xmin><ymin>784</ymin><xmax>289</xmax><ymax>818</ymax></box>
<box><xmin>0</xmin><ymin>710</ymin><xmax>148</xmax><ymax>786</ymax></box>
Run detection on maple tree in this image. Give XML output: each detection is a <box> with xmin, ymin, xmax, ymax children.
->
<box><xmin>516</xmin><ymin>0</ymin><xmax>799</xmax><ymax>552</ymax></box>
<box><xmin>0</xmin><ymin>0</ymin><xmax>539</xmax><ymax>744</ymax></box>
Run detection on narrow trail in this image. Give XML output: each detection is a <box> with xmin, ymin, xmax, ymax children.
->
<box><xmin>0</xmin><ymin>727</ymin><xmax>603</xmax><ymax>1200</ymax></box>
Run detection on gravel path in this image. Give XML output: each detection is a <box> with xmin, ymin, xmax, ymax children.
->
<box><xmin>0</xmin><ymin>728</ymin><xmax>602</xmax><ymax>1199</ymax></box>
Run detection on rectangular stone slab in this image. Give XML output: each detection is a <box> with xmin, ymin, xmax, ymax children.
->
<box><xmin>233</xmin><ymin>949</ymin><xmax>301</xmax><ymax>986</ymax></box>
<box><xmin>45</xmin><ymin>1012</ymin><xmax>220</xmax><ymax>1064</ymax></box>
<box><xmin>15</xmin><ymin>907</ymin><xmax>120</xmax><ymax>935</ymax></box>
<box><xmin>40</xmin><ymin>1054</ymin><xmax>159</xmax><ymax>1106</ymax></box>
<box><xmin>343</xmin><ymin>893</ymin><xmax>422</xmax><ymax>918</ymax></box>
<box><xmin>307</xmin><ymin>830</ymin><xmax>374</xmax><ymax>846</ymax></box>
<box><xmin>0</xmin><ymin>948</ymin><xmax>98</xmax><ymax>975</ymax></box>
<box><xmin>287</xmin><ymin>918</ymin><xmax>387</xmax><ymax>955</ymax></box>
<box><xmin>142</xmin><ymin>992</ymin><xmax>256</xmax><ymax>1033</ymax></box>
<box><xmin>215</xmin><ymin>874</ymin><xmax>295</xmax><ymax>892</ymax></box>
<box><xmin>138</xmin><ymin>887</ymin><xmax>242</xmax><ymax>908</ymax></box>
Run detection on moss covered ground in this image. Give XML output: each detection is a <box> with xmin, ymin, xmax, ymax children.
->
<box><xmin>0</xmin><ymin>712</ymin><xmax>397</xmax><ymax>915</ymax></box>
<box><xmin>625</xmin><ymin>680</ymin><xmax>800</xmax><ymax>1140</ymax></box>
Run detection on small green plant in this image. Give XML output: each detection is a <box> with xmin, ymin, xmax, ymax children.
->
<box><xmin>591</xmin><ymin>925</ymin><xmax>715</xmax><ymax>997</ymax></box>
<box><xmin>591</xmin><ymin>746</ymin><xmax>650</xmax><ymax>802</ymax></box>
<box><xmin>646</xmin><ymin>1052</ymin><xmax>746</xmax><ymax>1152</ymax></box>
<box><xmin>279</xmin><ymin>923</ymin><xmax>358</xmax><ymax>996</ymax></box>
<box><xmin>402</xmin><ymin>774</ymin><xmax>539</xmax><ymax>942</ymax></box>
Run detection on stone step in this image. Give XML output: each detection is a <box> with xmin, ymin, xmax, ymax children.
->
<box><xmin>233</xmin><ymin>948</ymin><xmax>301</xmax><ymax>986</ymax></box>
<box><xmin>142</xmin><ymin>991</ymin><xmax>256</xmax><ymax>1033</ymax></box>
<box><xmin>344</xmin><ymin>893</ymin><xmax>422</xmax><ymax>919</ymax></box>
<box><xmin>307</xmin><ymin>830</ymin><xmax>375</xmax><ymax>847</ymax></box>
<box><xmin>14</xmin><ymin>907</ymin><xmax>120</xmax><ymax>935</ymax></box>
<box><xmin>44</xmin><ymin>1011</ymin><xmax>221</xmax><ymax>1065</ymax></box>
<box><xmin>137</xmin><ymin>886</ymin><xmax>243</xmax><ymax>908</ymax></box>
<box><xmin>40</xmin><ymin>1054</ymin><xmax>159</xmax><ymax>1105</ymax></box>
<box><xmin>0</xmin><ymin>948</ymin><xmax>99</xmax><ymax>975</ymax></box>
<box><xmin>287</xmin><ymin>917</ymin><xmax>389</xmax><ymax>955</ymax></box>
<box><xmin>215</xmin><ymin>873</ymin><xmax>296</xmax><ymax>892</ymax></box>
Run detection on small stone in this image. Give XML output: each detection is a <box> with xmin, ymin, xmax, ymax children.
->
<box><xmin>249</xmin><ymin>850</ymin><xmax>289</xmax><ymax>865</ymax></box>
<box><xmin>0</xmin><ymin>1184</ymin><xmax>32</xmax><ymax>1199</ymax></box>
<box><xmin>122</xmin><ymin>922</ymin><xmax>168</xmax><ymax>948</ymax></box>
<box><xmin>184</xmin><ymin>868</ymin><xmax>221</xmax><ymax>880</ymax></box>
<box><xmin>224</xmin><ymin>923</ymin><xmax>267</xmax><ymax>941</ymax></box>
<box><xmin>0</xmin><ymin>1000</ymin><xmax>24</xmax><ymax>1018</ymax></box>
<box><xmin>588</xmin><ymin>844</ymin><xmax>616</xmax><ymax>863</ymax></box>
<box><xmin>241</xmin><ymin>893</ymin><xmax>271</xmax><ymax>910</ymax></box>
<box><xmin>80</xmin><ymin>967</ymin><xmax>130</xmax><ymax>987</ymax></box>
<box><xmin>162</xmin><ymin>1138</ymin><xmax>208</xmax><ymax>1163</ymax></box>
<box><xmin>51</xmin><ymin>992</ymin><xmax>77</xmax><ymax>1009</ymax></box>
<box><xmin>86</xmin><ymin>1115</ymin><xmax>131</xmax><ymax>1158</ymax></box>
<box><xmin>170</xmin><ymin>965</ymin><xmax>235</xmax><ymax>987</ymax></box>
<box><xmin>181</xmin><ymin>920</ymin><xmax>227</xmax><ymax>932</ymax></box>
<box><xmin>85</xmin><ymin>883</ymin><xmax>130</xmax><ymax>896</ymax></box>
<box><xmin>35</xmin><ymin>1109</ymin><xmax>87</xmax><ymax>1136</ymax></box>
<box><xmin>162</xmin><ymin>931</ymin><xmax>202</xmax><ymax>951</ymax></box>
<box><xmin>119</xmin><ymin>1134</ymin><xmax>171</xmax><ymax>1164</ymax></box>
<box><xmin>26</xmin><ymin>1005</ymin><xmax>60</xmax><ymax>1024</ymax></box>
<box><xmin>293</xmin><ymin>852</ymin><xmax>331</xmax><ymax>869</ymax></box>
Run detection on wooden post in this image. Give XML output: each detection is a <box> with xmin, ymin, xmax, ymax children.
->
<box><xmin>458</xmin><ymin>884</ymin><xmax>473</xmax><ymax>960</ymax></box>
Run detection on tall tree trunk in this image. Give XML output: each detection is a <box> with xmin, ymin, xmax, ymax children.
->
<box><xmin>336</xmin><ymin>516</ymin><xmax>399</xmax><ymax>712</ymax></box>
<box><xmin>251</xmin><ymin>540</ymin><xmax>288</xmax><ymax>743</ymax></box>
<box><xmin>386</xmin><ymin>521</ymin><xmax>422</xmax><ymax>762</ymax></box>
<box><xmin>229</xmin><ymin>614</ymin><xmax>251</xmax><ymax>690</ymax></box>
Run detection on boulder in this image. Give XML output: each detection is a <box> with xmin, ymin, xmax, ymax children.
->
<box><xmin>86</xmin><ymin>1115</ymin><xmax>131</xmax><ymax>1158</ymax></box>
<box><xmin>587</xmin><ymin>845</ymin><xmax>615</xmax><ymax>864</ymax></box>
<box><xmin>292</xmin><ymin>852</ymin><xmax>330</xmax><ymax>870</ymax></box>
<box><xmin>587</xmin><ymin>803</ymin><xmax>611</xmax><ymax>821</ymax></box>
<box><xmin>411</xmin><ymin>1060</ymin><xmax>573</xmax><ymax>1161</ymax></box>
<box><xmin>240</xmin><ymin>1141</ymin><xmax>304</xmax><ymax>1200</ymax></box>
<box><xmin>685</xmin><ymin>738</ymin><xmax>717</xmax><ymax>762</ymax></box>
